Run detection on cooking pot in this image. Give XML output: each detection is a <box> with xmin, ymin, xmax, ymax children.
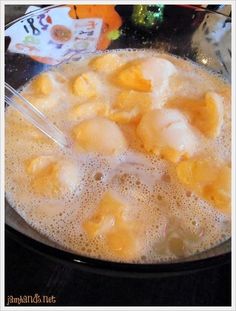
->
<box><xmin>5</xmin><ymin>4</ymin><xmax>231</xmax><ymax>277</ymax></box>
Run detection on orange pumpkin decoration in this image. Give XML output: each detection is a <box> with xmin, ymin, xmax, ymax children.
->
<box><xmin>68</xmin><ymin>5</ymin><xmax>122</xmax><ymax>50</ymax></box>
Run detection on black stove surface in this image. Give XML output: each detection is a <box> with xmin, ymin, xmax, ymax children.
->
<box><xmin>5</xmin><ymin>231</ymin><xmax>231</xmax><ymax>306</ymax></box>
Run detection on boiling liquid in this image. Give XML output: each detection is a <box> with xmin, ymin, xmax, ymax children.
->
<box><xmin>5</xmin><ymin>50</ymin><xmax>231</xmax><ymax>263</ymax></box>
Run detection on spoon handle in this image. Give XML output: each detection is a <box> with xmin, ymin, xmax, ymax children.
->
<box><xmin>5</xmin><ymin>82</ymin><xmax>70</xmax><ymax>149</ymax></box>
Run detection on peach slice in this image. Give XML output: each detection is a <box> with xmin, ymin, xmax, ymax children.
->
<box><xmin>69</xmin><ymin>99</ymin><xmax>109</xmax><ymax>120</ymax></box>
<box><xmin>168</xmin><ymin>91</ymin><xmax>224</xmax><ymax>138</ymax></box>
<box><xmin>83</xmin><ymin>192</ymin><xmax>141</xmax><ymax>260</ymax></box>
<box><xmin>72</xmin><ymin>72</ymin><xmax>99</xmax><ymax>99</ymax></box>
<box><xmin>32</xmin><ymin>73</ymin><xmax>53</xmax><ymax>96</ymax></box>
<box><xmin>113</xmin><ymin>57</ymin><xmax>176</xmax><ymax>93</ymax></box>
<box><xmin>114</xmin><ymin>60</ymin><xmax>152</xmax><ymax>92</ymax></box>
<box><xmin>89</xmin><ymin>53</ymin><xmax>122</xmax><ymax>74</ymax></box>
<box><xmin>26</xmin><ymin>156</ymin><xmax>79</xmax><ymax>197</ymax></box>
<box><xmin>176</xmin><ymin>159</ymin><xmax>231</xmax><ymax>213</ymax></box>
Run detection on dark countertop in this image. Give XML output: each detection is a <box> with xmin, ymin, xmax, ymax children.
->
<box><xmin>5</xmin><ymin>4</ymin><xmax>231</xmax><ymax>307</ymax></box>
<box><xmin>5</xmin><ymin>232</ymin><xmax>231</xmax><ymax>306</ymax></box>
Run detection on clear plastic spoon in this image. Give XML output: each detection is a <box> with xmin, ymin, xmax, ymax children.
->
<box><xmin>5</xmin><ymin>82</ymin><xmax>71</xmax><ymax>149</ymax></box>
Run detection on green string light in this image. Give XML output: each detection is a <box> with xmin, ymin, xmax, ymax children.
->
<box><xmin>107</xmin><ymin>29</ymin><xmax>121</xmax><ymax>41</ymax></box>
<box><xmin>132</xmin><ymin>5</ymin><xmax>165</xmax><ymax>29</ymax></box>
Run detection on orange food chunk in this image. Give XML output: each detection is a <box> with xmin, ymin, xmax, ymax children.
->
<box><xmin>203</xmin><ymin>92</ymin><xmax>224</xmax><ymax>138</ymax></box>
<box><xmin>106</xmin><ymin>225</ymin><xmax>137</xmax><ymax>259</ymax></box>
<box><xmin>168</xmin><ymin>91</ymin><xmax>224</xmax><ymax>138</ymax></box>
<box><xmin>31</xmin><ymin>162</ymin><xmax>61</xmax><ymax>197</ymax></box>
<box><xmin>32</xmin><ymin>73</ymin><xmax>53</xmax><ymax>96</ymax></box>
<box><xmin>83</xmin><ymin>192</ymin><xmax>124</xmax><ymax>238</ymax></box>
<box><xmin>69</xmin><ymin>100</ymin><xmax>109</xmax><ymax>120</ymax></box>
<box><xmin>161</xmin><ymin>147</ymin><xmax>189</xmax><ymax>163</ymax></box>
<box><xmin>89</xmin><ymin>53</ymin><xmax>122</xmax><ymax>74</ymax></box>
<box><xmin>83</xmin><ymin>192</ymin><xmax>140</xmax><ymax>260</ymax></box>
<box><xmin>114</xmin><ymin>61</ymin><xmax>152</xmax><ymax>92</ymax></box>
<box><xmin>109</xmin><ymin>109</ymin><xmax>139</xmax><ymax>124</ymax></box>
<box><xmin>114</xmin><ymin>90</ymin><xmax>152</xmax><ymax>111</ymax></box>
<box><xmin>111</xmin><ymin>90</ymin><xmax>152</xmax><ymax>123</ymax></box>
<box><xmin>176</xmin><ymin>159</ymin><xmax>231</xmax><ymax>213</ymax></box>
<box><xmin>26</xmin><ymin>156</ymin><xmax>79</xmax><ymax>198</ymax></box>
<box><xmin>72</xmin><ymin>72</ymin><xmax>98</xmax><ymax>99</ymax></box>
<box><xmin>203</xmin><ymin>165</ymin><xmax>231</xmax><ymax>213</ymax></box>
